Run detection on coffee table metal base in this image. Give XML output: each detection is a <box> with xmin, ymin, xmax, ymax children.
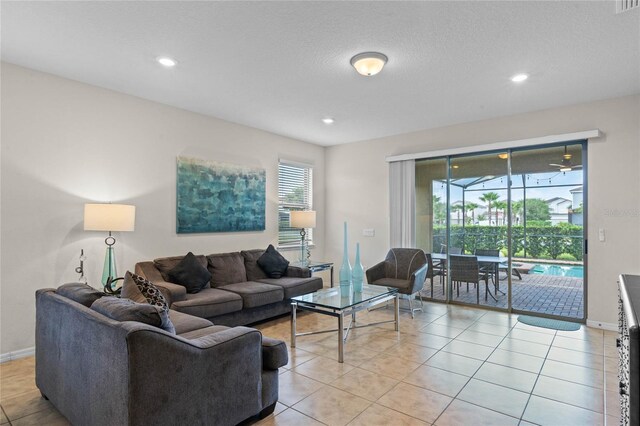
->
<box><xmin>291</xmin><ymin>293</ymin><xmax>399</xmax><ymax>363</ymax></box>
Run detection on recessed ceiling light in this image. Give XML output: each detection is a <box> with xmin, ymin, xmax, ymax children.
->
<box><xmin>452</xmin><ymin>165</ymin><xmax>460</xmax><ymax>169</ymax></box>
<box><xmin>156</xmin><ymin>56</ymin><xmax>177</xmax><ymax>67</ymax></box>
<box><xmin>511</xmin><ymin>73</ymin><xmax>528</xmax><ymax>83</ymax></box>
<box><xmin>322</xmin><ymin>117</ymin><xmax>335</xmax><ymax>125</ymax></box>
<box><xmin>498</xmin><ymin>153</ymin><xmax>509</xmax><ymax>159</ymax></box>
<box><xmin>350</xmin><ymin>52</ymin><xmax>388</xmax><ymax>77</ymax></box>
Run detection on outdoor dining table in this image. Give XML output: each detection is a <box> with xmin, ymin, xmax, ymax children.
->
<box><xmin>431</xmin><ymin>252</ymin><xmax>509</xmax><ymax>296</ymax></box>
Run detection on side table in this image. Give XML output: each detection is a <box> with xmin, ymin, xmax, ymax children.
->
<box><xmin>291</xmin><ymin>261</ymin><xmax>334</xmax><ymax>287</ymax></box>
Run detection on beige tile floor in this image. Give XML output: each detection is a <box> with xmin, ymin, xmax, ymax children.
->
<box><xmin>0</xmin><ymin>302</ymin><xmax>620</xmax><ymax>426</ymax></box>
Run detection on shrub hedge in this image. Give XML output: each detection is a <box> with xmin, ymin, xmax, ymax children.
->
<box><xmin>432</xmin><ymin>224</ymin><xmax>584</xmax><ymax>261</ymax></box>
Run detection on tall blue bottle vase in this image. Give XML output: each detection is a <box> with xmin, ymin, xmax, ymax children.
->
<box><xmin>339</xmin><ymin>221</ymin><xmax>352</xmax><ymax>294</ymax></box>
<box><xmin>352</xmin><ymin>243</ymin><xmax>364</xmax><ymax>293</ymax></box>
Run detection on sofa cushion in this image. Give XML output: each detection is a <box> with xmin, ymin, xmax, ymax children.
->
<box><xmin>56</xmin><ymin>283</ymin><xmax>104</xmax><ymax>307</ymax></box>
<box><xmin>154</xmin><ymin>254</ymin><xmax>210</xmax><ymax>289</ymax></box>
<box><xmin>218</xmin><ymin>282</ymin><xmax>284</xmax><ymax>309</ymax></box>
<box><xmin>169</xmin><ymin>309</ymin><xmax>214</xmax><ymax>334</ymax></box>
<box><xmin>241</xmin><ymin>249</ymin><xmax>268</xmax><ymax>281</ymax></box>
<box><xmin>121</xmin><ymin>272</ymin><xmax>170</xmax><ymax>311</ymax></box>
<box><xmin>178</xmin><ymin>325</ymin><xmax>230</xmax><ymax>340</ymax></box>
<box><xmin>171</xmin><ymin>288</ymin><xmax>243</xmax><ymax>319</ymax></box>
<box><xmin>261</xmin><ymin>336</ymin><xmax>289</xmax><ymax>370</ymax></box>
<box><xmin>207</xmin><ymin>252</ymin><xmax>247</xmax><ymax>287</ymax></box>
<box><xmin>257</xmin><ymin>277</ymin><xmax>323</xmax><ymax>299</ymax></box>
<box><xmin>167</xmin><ymin>252</ymin><xmax>212</xmax><ymax>294</ymax></box>
<box><xmin>257</xmin><ymin>245</ymin><xmax>289</xmax><ymax>278</ymax></box>
<box><xmin>91</xmin><ymin>297</ymin><xmax>176</xmax><ymax>334</ymax></box>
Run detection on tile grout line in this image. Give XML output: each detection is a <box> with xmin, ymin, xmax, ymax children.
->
<box><xmin>430</xmin><ymin>312</ymin><xmax>523</xmax><ymax>425</ymax></box>
<box><xmin>517</xmin><ymin>328</ymin><xmax>557</xmax><ymax>424</ymax></box>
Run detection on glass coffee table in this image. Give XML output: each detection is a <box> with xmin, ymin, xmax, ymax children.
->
<box><xmin>291</xmin><ymin>285</ymin><xmax>399</xmax><ymax>363</ymax></box>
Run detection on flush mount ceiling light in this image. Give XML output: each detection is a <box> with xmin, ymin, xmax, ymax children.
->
<box><xmin>156</xmin><ymin>56</ymin><xmax>177</xmax><ymax>67</ymax></box>
<box><xmin>511</xmin><ymin>73</ymin><xmax>528</xmax><ymax>82</ymax></box>
<box><xmin>350</xmin><ymin>52</ymin><xmax>388</xmax><ymax>76</ymax></box>
<box><xmin>322</xmin><ymin>117</ymin><xmax>335</xmax><ymax>125</ymax></box>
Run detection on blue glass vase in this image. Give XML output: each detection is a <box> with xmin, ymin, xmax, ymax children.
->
<box><xmin>339</xmin><ymin>222</ymin><xmax>352</xmax><ymax>288</ymax></box>
<box><xmin>352</xmin><ymin>243</ymin><xmax>364</xmax><ymax>292</ymax></box>
<box><xmin>101</xmin><ymin>246</ymin><xmax>117</xmax><ymax>287</ymax></box>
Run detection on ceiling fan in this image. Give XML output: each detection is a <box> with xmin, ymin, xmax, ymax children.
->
<box><xmin>549</xmin><ymin>146</ymin><xmax>582</xmax><ymax>172</ymax></box>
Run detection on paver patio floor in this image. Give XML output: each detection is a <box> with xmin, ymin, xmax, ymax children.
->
<box><xmin>422</xmin><ymin>272</ymin><xmax>584</xmax><ymax>319</ymax></box>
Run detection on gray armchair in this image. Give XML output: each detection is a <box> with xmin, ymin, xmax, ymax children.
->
<box><xmin>366</xmin><ymin>248</ymin><xmax>429</xmax><ymax>318</ymax></box>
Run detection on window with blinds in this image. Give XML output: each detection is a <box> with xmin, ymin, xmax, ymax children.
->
<box><xmin>278</xmin><ymin>161</ymin><xmax>313</xmax><ymax>247</ymax></box>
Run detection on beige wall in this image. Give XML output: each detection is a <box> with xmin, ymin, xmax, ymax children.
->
<box><xmin>0</xmin><ymin>63</ymin><xmax>326</xmax><ymax>355</ymax></box>
<box><xmin>326</xmin><ymin>95</ymin><xmax>640</xmax><ymax>325</ymax></box>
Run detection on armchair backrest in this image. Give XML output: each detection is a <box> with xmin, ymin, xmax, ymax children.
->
<box><xmin>384</xmin><ymin>248</ymin><xmax>427</xmax><ymax>280</ymax></box>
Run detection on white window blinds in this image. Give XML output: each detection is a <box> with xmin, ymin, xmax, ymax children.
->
<box><xmin>278</xmin><ymin>161</ymin><xmax>313</xmax><ymax>247</ymax></box>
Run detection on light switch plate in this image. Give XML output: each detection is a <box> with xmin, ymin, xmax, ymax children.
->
<box><xmin>598</xmin><ymin>228</ymin><xmax>605</xmax><ymax>242</ymax></box>
<box><xmin>363</xmin><ymin>228</ymin><xmax>375</xmax><ymax>237</ymax></box>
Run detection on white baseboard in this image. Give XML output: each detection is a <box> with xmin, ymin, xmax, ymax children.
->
<box><xmin>0</xmin><ymin>347</ymin><xmax>35</xmax><ymax>364</ymax></box>
<box><xmin>586</xmin><ymin>320</ymin><xmax>617</xmax><ymax>331</ymax></box>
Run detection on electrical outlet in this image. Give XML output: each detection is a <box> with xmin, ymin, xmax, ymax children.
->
<box><xmin>362</xmin><ymin>228</ymin><xmax>375</xmax><ymax>237</ymax></box>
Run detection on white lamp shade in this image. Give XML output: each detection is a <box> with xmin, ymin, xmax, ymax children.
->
<box><xmin>290</xmin><ymin>211</ymin><xmax>316</xmax><ymax>229</ymax></box>
<box><xmin>84</xmin><ymin>204</ymin><xmax>136</xmax><ymax>232</ymax></box>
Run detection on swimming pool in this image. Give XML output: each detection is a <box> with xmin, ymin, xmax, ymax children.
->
<box><xmin>531</xmin><ymin>263</ymin><xmax>584</xmax><ymax>278</ymax></box>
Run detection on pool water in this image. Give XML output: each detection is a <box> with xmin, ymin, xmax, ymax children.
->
<box><xmin>531</xmin><ymin>263</ymin><xmax>584</xmax><ymax>279</ymax></box>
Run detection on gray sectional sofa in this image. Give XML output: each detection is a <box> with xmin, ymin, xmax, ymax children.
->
<box><xmin>36</xmin><ymin>287</ymin><xmax>288</xmax><ymax>426</ymax></box>
<box><xmin>135</xmin><ymin>249</ymin><xmax>324</xmax><ymax>326</ymax></box>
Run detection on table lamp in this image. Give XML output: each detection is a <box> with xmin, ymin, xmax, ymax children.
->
<box><xmin>84</xmin><ymin>203</ymin><xmax>136</xmax><ymax>293</ymax></box>
<box><xmin>290</xmin><ymin>210</ymin><xmax>316</xmax><ymax>266</ymax></box>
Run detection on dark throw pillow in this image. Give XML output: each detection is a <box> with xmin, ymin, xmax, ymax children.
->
<box><xmin>167</xmin><ymin>252</ymin><xmax>212</xmax><ymax>293</ymax></box>
<box><xmin>56</xmin><ymin>282</ymin><xmax>104</xmax><ymax>307</ymax></box>
<box><xmin>91</xmin><ymin>297</ymin><xmax>175</xmax><ymax>334</ymax></box>
<box><xmin>257</xmin><ymin>245</ymin><xmax>290</xmax><ymax>279</ymax></box>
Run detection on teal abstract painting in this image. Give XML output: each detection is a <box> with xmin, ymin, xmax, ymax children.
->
<box><xmin>176</xmin><ymin>157</ymin><xmax>265</xmax><ymax>233</ymax></box>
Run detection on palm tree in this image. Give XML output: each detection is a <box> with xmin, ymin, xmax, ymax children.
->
<box><xmin>432</xmin><ymin>195</ymin><xmax>446</xmax><ymax>225</ymax></box>
<box><xmin>465</xmin><ymin>202</ymin><xmax>479</xmax><ymax>224</ymax></box>
<box><xmin>494</xmin><ymin>200</ymin><xmax>508</xmax><ymax>225</ymax></box>
<box><xmin>479</xmin><ymin>192</ymin><xmax>500</xmax><ymax>225</ymax></box>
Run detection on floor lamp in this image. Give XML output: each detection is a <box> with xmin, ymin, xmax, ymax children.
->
<box><xmin>290</xmin><ymin>210</ymin><xmax>316</xmax><ymax>266</ymax></box>
<box><xmin>84</xmin><ymin>203</ymin><xmax>136</xmax><ymax>293</ymax></box>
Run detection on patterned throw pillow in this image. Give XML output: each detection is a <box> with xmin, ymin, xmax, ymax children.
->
<box><xmin>122</xmin><ymin>271</ymin><xmax>170</xmax><ymax>310</ymax></box>
<box><xmin>121</xmin><ymin>271</ymin><xmax>175</xmax><ymax>333</ymax></box>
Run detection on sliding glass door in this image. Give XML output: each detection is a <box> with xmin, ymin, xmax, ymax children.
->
<box><xmin>449</xmin><ymin>152</ymin><xmax>509</xmax><ymax>309</ymax></box>
<box><xmin>510</xmin><ymin>144</ymin><xmax>585</xmax><ymax>319</ymax></box>
<box><xmin>415</xmin><ymin>142</ymin><xmax>586</xmax><ymax>321</ymax></box>
<box><xmin>415</xmin><ymin>158</ymin><xmax>448</xmax><ymax>301</ymax></box>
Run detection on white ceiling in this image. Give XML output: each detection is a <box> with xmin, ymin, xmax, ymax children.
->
<box><xmin>2</xmin><ymin>1</ymin><xmax>639</xmax><ymax>146</ymax></box>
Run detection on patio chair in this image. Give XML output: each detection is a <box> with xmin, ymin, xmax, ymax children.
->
<box><xmin>475</xmin><ymin>248</ymin><xmax>500</xmax><ymax>288</ymax></box>
<box><xmin>449</xmin><ymin>255</ymin><xmax>494</xmax><ymax>304</ymax></box>
<box><xmin>425</xmin><ymin>252</ymin><xmax>446</xmax><ymax>298</ymax></box>
<box><xmin>366</xmin><ymin>248</ymin><xmax>428</xmax><ymax>318</ymax></box>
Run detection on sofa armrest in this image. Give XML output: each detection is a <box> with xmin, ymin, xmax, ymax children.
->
<box><xmin>365</xmin><ymin>261</ymin><xmax>386</xmax><ymax>284</ymax></box>
<box><xmin>126</xmin><ymin>326</ymin><xmax>263</xmax><ymax>426</ymax></box>
<box><xmin>135</xmin><ymin>262</ymin><xmax>186</xmax><ymax>305</ymax></box>
<box><xmin>261</xmin><ymin>336</ymin><xmax>288</xmax><ymax>370</ymax></box>
<box><xmin>285</xmin><ymin>265</ymin><xmax>311</xmax><ymax>278</ymax></box>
